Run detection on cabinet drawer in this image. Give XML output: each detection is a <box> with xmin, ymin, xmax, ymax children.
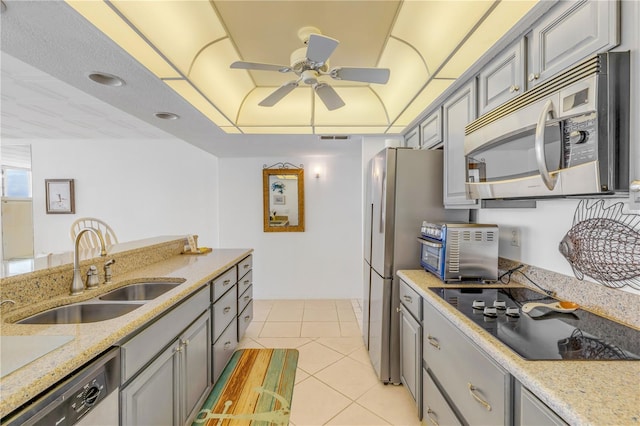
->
<box><xmin>212</xmin><ymin>267</ymin><xmax>237</xmax><ymax>302</ymax></box>
<box><xmin>399</xmin><ymin>280</ymin><xmax>422</xmax><ymax>320</ymax></box>
<box><xmin>121</xmin><ymin>285</ymin><xmax>209</xmax><ymax>383</ymax></box>
<box><xmin>238</xmin><ymin>255</ymin><xmax>252</xmax><ymax>280</ymax></box>
<box><xmin>423</xmin><ymin>367</ymin><xmax>462</xmax><ymax>426</ymax></box>
<box><xmin>423</xmin><ymin>302</ymin><xmax>509</xmax><ymax>425</ymax></box>
<box><xmin>212</xmin><ymin>321</ymin><xmax>238</xmax><ymax>383</ymax></box>
<box><xmin>238</xmin><ymin>285</ymin><xmax>252</xmax><ymax>313</ymax></box>
<box><xmin>238</xmin><ymin>301</ymin><xmax>253</xmax><ymax>340</ymax></box>
<box><xmin>213</xmin><ymin>285</ymin><xmax>237</xmax><ymax>341</ymax></box>
<box><xmin>238</xmin><ymin>270</ymin><xmax>253</xmax><ymax>295</ymax></box>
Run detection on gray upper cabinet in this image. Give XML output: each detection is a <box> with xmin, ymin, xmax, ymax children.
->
<box><xmin>420</xmin><ymin>108</ymin><xmax>442</xmax><ymax>149</ymax></box>
<box><xmin>477</xmin><ymin>41</ymin><xmax>525</xmax><ymax>116</ymax></box>
<box><xmin>405</xmin><ymin>127</ymin><xmax>420</xmax><ymax>148</ymax></box>
<box><xmin>527</xmin><ymin>0</ymin><xmax>619</xmax><ymax>88</ymax></box>
<box><xmin>443</xmin><ymin>81</ymin><xmax>477</xmax><ymax>208</ymax></box>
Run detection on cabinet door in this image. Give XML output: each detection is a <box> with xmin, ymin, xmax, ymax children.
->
<box><xmin>399</xmin><ymin>305</ymin><xmax>421</xmax><ymax>413</ymax></box>
<box><xmin>420</xmin><ymin>109</ymin><xmax>442</xmax><ymax>149</ymax></box>
<box><xmin>121</xmin><ymin>343</ymin><xmax>178</xmax><ymax>426</ymax></box>
<box><xmin>423</xmin><ymin>367</ymin><xmax>462</xmax><ymax>426</ymax></box>
<box><xmin>443</xmin><ymin>81</ymin><xmax>477</xmax><ymax>208</ymax></box>
<box><xmin>528</xmin><ymin>0</ymin><xmax>619</xmax><ymax>88</ymax></box>
<box><xmin>181</xmin><ymin>312</ymin><xmax>212</xmax><ymax>425</ymax></box>
<box><xmin>405</xmin><ymin>127</ymin><xmax>420</xmax><ymax>148</ymax></box>
<box><xmin>477</xmin><ymin>41</ymin><xmax>524</xmax><ymax>116</ymax></box>
<box><xmin>515</xmin><ymin>383</ymin><xmax>567</xmax><ymax>426</ymax></box>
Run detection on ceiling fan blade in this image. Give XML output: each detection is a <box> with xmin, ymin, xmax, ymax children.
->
<box><xmin>231</xmin><ymin>61</ymin><xmax>290</xmax><ymax>73</ymax></box>
<box><xmin>330</xmin><ymin>67</ymin><xmax>390</xmax><ymax>84</ymax></box>
<box><xmin>314</xmin><ymin>83</ymin><xmax>345</xmax><ymax>111</ymax></box>
<box><xmin>259</xmin><ymin>81</ymin><xmax>299</xmax><ymax>107</ymax></box>
<box><xmin>306</xmin><ymin>34</ymin><xmax>339</xmax><ymax>65</ymax></box>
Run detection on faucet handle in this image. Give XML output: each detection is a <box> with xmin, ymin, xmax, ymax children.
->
<box><xmin>87</xmin><ymin>265</ymin><xmax>99</xmax><ymax>289</ymax></box>
<box><xmin>104</xmin><ymin>259</ymin><xmax>115</xmax><ymax>284</ymax></box>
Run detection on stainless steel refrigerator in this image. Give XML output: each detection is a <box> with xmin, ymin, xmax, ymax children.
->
<box><xmin>363</xmin><ymin>147</ymin><xmax>468</xmax><ymax>384</ymax></box>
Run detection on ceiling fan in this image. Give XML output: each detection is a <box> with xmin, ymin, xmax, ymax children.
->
<box><xmin>230</xmin><ymin>26</ymin><xmax>390</xmax><ymax>111</ymax></box>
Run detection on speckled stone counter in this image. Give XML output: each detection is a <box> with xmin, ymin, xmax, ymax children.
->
<box><xmin>398</xmin><ymin>269</ymin><xmax>640</xmax><ymax>425</ymax></box>
<box><xmin>0</xmin><ymin>247</ymin><xmax>252</xmax><ymax>419</ymax></box>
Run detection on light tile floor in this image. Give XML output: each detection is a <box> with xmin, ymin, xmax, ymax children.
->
<box><xmin>238</xmin><ymin>299</ymin><xmax>421</xmax><ymax>426</ymax></box>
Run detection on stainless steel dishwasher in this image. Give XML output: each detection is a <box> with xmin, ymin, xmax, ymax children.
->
<box><xmin>3</xmin><ymin>347</ymin><xmax>120</xmax><ymax>426</ymax></box>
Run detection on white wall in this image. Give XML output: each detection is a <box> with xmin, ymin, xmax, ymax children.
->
<box><xmin>28</xmin><ymin>138</ymin><xmax>219</xmax><ymax>255</ymax></box>
<box><xmin>217</xmin><ymin>150</ymin><xmax>363</xmax><ymax>300</ymax></box>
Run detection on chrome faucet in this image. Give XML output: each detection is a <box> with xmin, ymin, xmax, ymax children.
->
<box><xmin>72</xmin><ymin>227</ymin><xmax>107</xmax><ymax>295</ymax></box>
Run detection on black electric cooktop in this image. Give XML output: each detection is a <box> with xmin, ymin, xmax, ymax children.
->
<box><xmin>430</xmin><ymin>287</ymin><xmax>640</xmax><ymax>361</ymax></box>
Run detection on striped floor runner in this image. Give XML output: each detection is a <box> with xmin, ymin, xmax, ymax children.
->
<box><xmin>192</xmin><ymin>348</ymin><xmax>299</xmax><ymax>426</ymax></box>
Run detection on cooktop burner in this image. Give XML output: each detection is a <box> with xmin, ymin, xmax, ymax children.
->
<box><xmin>430</xmin><ymin>287</ymin><xmax>640</xmax><ymax>361</ymax></box>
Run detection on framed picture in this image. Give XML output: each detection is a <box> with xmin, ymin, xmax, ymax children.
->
<box><xmin>45</xmin><ymin>179</ymin><xmax>75</xmax><ymax>214</ymax></box>
<box><xmin>273</xmin><ymin>194</ymin><xmax>285</xmax><ymax>205</ymax></box>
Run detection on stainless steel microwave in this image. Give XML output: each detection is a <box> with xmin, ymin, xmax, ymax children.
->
<box><xmin>464</xmin><ymin>52</ymin><xmax>629</xmax><ymax>200</ymax></box>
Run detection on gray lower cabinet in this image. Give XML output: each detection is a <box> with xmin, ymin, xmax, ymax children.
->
<box><xmin>399</xmin><ymin>280</ymin><xmax>422</xmax><ymax>418</ymax></box>
<box><xmin>515</xmin><ymin>382</ymin><xmax>567</xmax><ymax>426</ymax></box>
<box><xmin>423</xmin><ymin>300</ymin><xmax>510</xmax><ymax>425</ymax></box>
<box><xmin>211</xmin><ymin>272</ymin><xmax>239</xmax><ymax>383</ymax></box>
<box><xmin>237</xmin><ymin>255</ymin><xmax>253</xmax><ymax>341</ymax></box>
<box><xmin>422</xmin><ymin>367</ymin><xmax>461</xmax><ymax>426</ymax></box>
<box><xmin>121</xmin><ymin>311</ymin><xmax>211</xmax><ymax>426</ymax></box>
<box><xmin>399</xmin><ymin>305</ymin><xmax>421</xmax><ymax>415</ymax></box>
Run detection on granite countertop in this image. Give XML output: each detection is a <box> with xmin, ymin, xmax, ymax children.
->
<box><xmin>398</xmin><ymin>269</ymin><xmax>640</xmax><ymax>425</ymax></box>
<box><xmin>0</xmin><ymin>248</ymin><xmax>252</xmax><ymax>419</ymax></box>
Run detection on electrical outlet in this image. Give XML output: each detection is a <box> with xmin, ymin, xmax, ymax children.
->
<box><xmin>510</xmin><ymin>228</ymin><xmax>520</xmax><ymax>247</ymax></box>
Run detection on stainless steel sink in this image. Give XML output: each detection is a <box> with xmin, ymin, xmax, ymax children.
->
<box><xmin>98</xmin><ymin>282</ymin><xmax>181</xmax><ymax>301</ymax></box>
<box><xmin>17</xmin><ymin>302</ymin><xmax>143</xmax><ymax>325</ymax></box>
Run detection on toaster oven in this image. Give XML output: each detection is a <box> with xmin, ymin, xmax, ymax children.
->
<box><xmin>419</xmin><ymin>222</ymin><xmax>499</xmax><ymax>283</ymax></box>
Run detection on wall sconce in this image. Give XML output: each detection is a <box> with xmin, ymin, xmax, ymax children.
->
<box><xmin>314</xmin><ymin>167</ymin><xmax>322</xmax><ymax>179</ymax></box>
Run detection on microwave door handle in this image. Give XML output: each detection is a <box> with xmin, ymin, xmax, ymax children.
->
<box><xmin>534</xmin><ymin>99</ymin><xmax>558</xmax><ymax>191</ymax></box>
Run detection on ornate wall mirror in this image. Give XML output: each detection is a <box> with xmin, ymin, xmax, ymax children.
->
<box><xmin>263</xmin><ymin>164</ymin><xmax>305</xmax><ymax>232</ymax></box>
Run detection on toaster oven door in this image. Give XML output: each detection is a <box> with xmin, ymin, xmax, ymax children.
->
<box><xmin>418</xmin><ymin>238</ymin><xmax>443</xmax><ymax>278</ymax></box>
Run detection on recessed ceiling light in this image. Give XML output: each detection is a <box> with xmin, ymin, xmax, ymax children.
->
<box><xmin>154</xmin><ymin>112</ymin><xmax>180</xmax><ymax>120</ymax></box>
<box><xmin>88</xmin><ymin>72</ymin><xmax>125</xmax><ymax>87</ymax></box>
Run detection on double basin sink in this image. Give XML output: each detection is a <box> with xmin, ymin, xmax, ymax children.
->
<box><xmin>17</xmin><ymin>281</ymin><xmax>183</xmax><ymax>325</ymax></box>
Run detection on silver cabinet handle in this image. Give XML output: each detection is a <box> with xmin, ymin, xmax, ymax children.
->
<box><xmin>244</xmin><ymin>264</ymin><xmax>250</xmax><ymax>269</ymax></box>
<box><xmin>427</xmin><ymin>335</ymin><xmax>440</xmax><ymax>350</ymax></box>
<box><xmin>224</xmin><ymin>341</ymin><xmax>232</xmax><ymax>350</ymax></box>
<box><xmin>243</xmin><ymin>279</ymin><xmax>250</xmax><ymax>285</ymax></box>
<box><xmin>403</xmin><ymin>295</ymin><xmax>413</xmax><ymax>303</ymax></box>
<box><xmin>175</xmin><ymin>345</ymin><xmax>182</xmax><ymax>353</ymax></box>
<box><xmin>426</xmin><ymin>408</ymin><xmax>439</xmax><ymax>426</ymax></box>
<box><xmin>223</xmin><ymin>306</ymin><xmax>231</xmax><ymax>314</ymax></box>
<box><xmin>528</xmin><ymin>72</ymin><xmax>540</xmax><ymax>82</ymax></box>
<box><xmin>223</xmin><ymin>279</ymin><xmax>231</xmax><ymax>286</ymax></box>
<box><xmin>534</xmin><ymin>99</ymin><xmax>558</xmax><ymax>191</ymax></box>
<box><xmin>244</xmin><ymin>315</ymin><xmax>251</xmax><ymax>322</ymax></box>
<box><xmin>181</xmin><ymin>339</ymin><xmax>189</xmax><ymax>346</ymax></box>
<box><xmin>244</xmin><ymin>295</ymin><xmax>250</xmax><ymax>301</ymax></box>
<box><xmin>509</xmin><ymin>84</ymin><xmax>520</xmax><ymax>93</ymax></box>
<box><xmin>468</xmin><ymin>383</ymin><xmax>492</xmax><ymax>411</ymax></box>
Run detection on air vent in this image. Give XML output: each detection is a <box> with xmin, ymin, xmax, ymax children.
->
<box><xmin>319</xmin><ymin>135</ymin><xmax>350</xmax><ymax>140</ymax></box>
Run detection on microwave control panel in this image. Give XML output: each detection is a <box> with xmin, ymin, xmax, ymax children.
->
<box><xmin>563</xmin><ymin>112</ymin><xmax>597</xmax><ymax>167</ymax></box>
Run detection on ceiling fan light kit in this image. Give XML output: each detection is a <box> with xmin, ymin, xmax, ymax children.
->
<box><xmin>231</xmin><ymin>27</ymin><xmax>390</xmax><ymax>111</ymax></box>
